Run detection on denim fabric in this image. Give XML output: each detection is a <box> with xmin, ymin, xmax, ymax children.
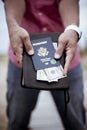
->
<box><xmin>7</xmin><ymin>60</ymin><xmax>86</xmax><ymax>130</ymax></box>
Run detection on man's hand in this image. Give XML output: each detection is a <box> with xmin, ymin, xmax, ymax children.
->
<box><xmin>54</xmin><ymin>30</ymin><xmax>79</xmax><ymax>75</ymax></box>
<box><xmin>10</xmin><ymin>25</ymin><xmax>34</xmax><ymax>67</ymax></box>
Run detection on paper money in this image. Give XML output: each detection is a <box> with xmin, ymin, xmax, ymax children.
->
<box><xmin>37</xmin><ymin>69</ymin><xmax>58</xmax><ymax>82</ymax></box>
<box><xmin>37</xmin><ymin>65</ymin><xmax>66</xmax><ymax>82</ymax></box>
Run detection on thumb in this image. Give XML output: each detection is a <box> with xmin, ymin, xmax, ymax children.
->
<box><xmin>54</xmin><ymin>41</ymin><xmax>65</xmax><ymax>59</ymax></box>
<box><xmin>23</xmin><ymin>34</ymin><xmax>34</xmax><ymax>55</ymax></box>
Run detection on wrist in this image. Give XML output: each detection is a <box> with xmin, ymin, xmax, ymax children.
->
<box><xmin>6</xmin><ymin>17</ymin><xmax>20</xmax><ymax>36</ymax></box>
<box><xmin>64</xmin><ymin>25</ymin><xmax>82</xmax><ymax>40</ymax></box>
<box><xmin>9</xmin><ymin>26</ymin><xmax>19</xmax><ymax>38</ymax></box>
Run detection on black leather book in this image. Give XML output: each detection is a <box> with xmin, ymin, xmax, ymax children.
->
<box><xmin>21</xmin><ymin>32</ymin><xmax>69</xmax><ymax>90</ymax></box>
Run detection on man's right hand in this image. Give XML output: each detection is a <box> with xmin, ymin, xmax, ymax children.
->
<box><xmin>9</xmin><ymin>25</ymin><xmax>34</xmax><ymax>67</ymax></box>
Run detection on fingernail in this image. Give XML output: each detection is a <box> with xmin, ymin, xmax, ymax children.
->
<box><xmin>28</xmin><ymin>50</ymin><xmax>34</xmax><ymax>55</ymax></box>
<box><xmin>54</xmin><ymin>53</ymin><xmax>60</xmax><ymax>59</ymax></box>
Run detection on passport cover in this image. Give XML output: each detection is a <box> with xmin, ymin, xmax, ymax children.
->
<box><xmin>21</xmin><ymin>32</ymin><xmax>69</xmax><ymax>90</ymax></box>
<box><xmin>31</xmin><ymin>37</ymin><xmax>60</xmax><ymax>70</ymax></box>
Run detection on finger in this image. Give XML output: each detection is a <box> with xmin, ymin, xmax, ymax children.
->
<box><xmin>19</xmin><ymin>45</ymin><xmax>23</xmax><ymax>55</ymax></box>
<box><xmin>14</xmin><ymin>44</ymin><xmax>23</xmax><ymax>64</ymax></box>
<box><xmin>13</xmin><ymin>44</ymin><xmax>23</xmax><ymax>55</ymax></box>
<box><xmin>23</xmin><ymin>34</ymin><xmax>34</xmax><ymax>55</ymax></box>
<box><xmin>12</xmin><ymin>44</ymin><xmax>18</xmax><ymax>55</ymax></box>
<box><xmin>16</xmin><ymin>52</ymin><xmax>23</xmax><ymax>67</ymax></box>
<box><xmin>63</xmin><ymin>55</ymin><xmax>73</xmax><ymax>75</ymax></box>
<box><xmin>54</xmin><ymin>39</ymin><xmax>66</xmax><ymax>59</ymax></box>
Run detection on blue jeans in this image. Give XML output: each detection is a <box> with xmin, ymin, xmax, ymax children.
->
<box><xmin>7</xmin><ymin>60</ymin><xmax>86</xmax><ymax>130</ymax></box>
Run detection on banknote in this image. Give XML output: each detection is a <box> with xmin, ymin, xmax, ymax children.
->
<box><xmin>37</xmin><ymin>65</ymin><xmax>66</xmax><ymax>82</ymax></box>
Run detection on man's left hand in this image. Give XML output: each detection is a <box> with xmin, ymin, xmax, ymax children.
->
<box><xmin>54</xmin><ymin>30</ymin><xmax>79</xmax><ymax>75</ymax></box>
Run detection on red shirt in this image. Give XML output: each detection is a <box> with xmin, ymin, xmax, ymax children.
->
<box><xmin>9</xmin><ymin>0</ymin><xmax>80</xmax><ymax>70</ymax></box>
<box><xmin>22</xmin><ymin>0</ymin><xmax>64</xmax><ymax>33</ymax></box>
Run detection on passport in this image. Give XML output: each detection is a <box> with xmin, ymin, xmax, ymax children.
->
<box><xmin>31</xmin><ymin>37</ymin><xmax>60</xmax><ymax>70</ymax></box>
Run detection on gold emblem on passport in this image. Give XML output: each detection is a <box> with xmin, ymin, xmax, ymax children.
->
<box><xmin>37</xmin><ymin>47</ymin><xmax>49</xmax><ymax>57</ymax></box>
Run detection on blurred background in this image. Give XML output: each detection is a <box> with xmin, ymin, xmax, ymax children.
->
<box><xmin>0</xmin><ymin>0</ymin><xmax>87</xmax><ymax>130</ymax></box>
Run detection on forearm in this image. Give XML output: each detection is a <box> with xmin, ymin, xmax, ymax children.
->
<box><xmin>55</xmin><ymin>0</ymin><xmax>80</xmax><ymax>75</ymax></box>
<box><xmin>59</xmin><ymin>0</ymin><xmax>79</xmax><ymax>28</ymax></box>
<box><xmin>4</xmin><ymin>0</ymin><xmax>25</xmax><ymax>35</ymax></box>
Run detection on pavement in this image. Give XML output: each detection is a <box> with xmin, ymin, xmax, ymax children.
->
<box><xmin>0</xmin><ymin>55</ymin><xmax>87</xmax><ymax>130</ymax></box>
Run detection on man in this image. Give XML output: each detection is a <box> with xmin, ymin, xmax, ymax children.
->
<box><xmin>4</xmin><ymin>0</ymin><xmax>86</xmax><ymax>130</ymax></box>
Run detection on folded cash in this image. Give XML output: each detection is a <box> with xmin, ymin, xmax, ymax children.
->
<box><xmin>44</xmin><ymin>65</ymin><xmax>64</xmax><ymax>81</ymax></box>
<box><xmin>37</xmin><ymin>69</ymin><xmax>58</xmax><ymax>82</ymax></box>
<box><xmin>37</xmin><ymin>65</ymin><xmax>66</xmax><ymax>82</ymax></box>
